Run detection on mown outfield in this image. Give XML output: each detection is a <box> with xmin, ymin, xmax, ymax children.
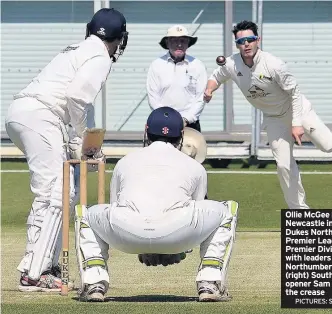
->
<box><xmin>2</xmin><ymin>161</ymin><xmax>332</xmax><ymax>314</ymax></box>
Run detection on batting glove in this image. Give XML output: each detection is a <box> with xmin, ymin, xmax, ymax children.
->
<box><xmin>68</xmin><ymin>137</ymin><xmax>83</xmax><ymax>160</ymax></box>
<box><xmin>82</xmin><ymin>150</ymin><xmax>106</xmax><ymax>172</ymax></box>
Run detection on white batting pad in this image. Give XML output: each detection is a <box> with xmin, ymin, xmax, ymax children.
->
<box><xmin>28</xmin><ymin>206</ymin><xmax>62</xmax><ymax>280</ymax></box>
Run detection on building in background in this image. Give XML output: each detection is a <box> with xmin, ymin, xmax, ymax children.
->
<box><xmin>1</xmin><ymin>0</ymin><xmax>332</xmax><ymax>162</ymax></box>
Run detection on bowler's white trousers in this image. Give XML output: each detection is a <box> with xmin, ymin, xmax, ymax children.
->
<box><xmin>78</xmin><ymin>200</ymin><xmax>234</xmax><ymax>286</ymax></box>
<box><xmin>264</xmin><ymin>106</ymin><xmax>332</xmax><ymax>209</ymax></box>
<box><xmin>5</xmin><ymin>97</ymin><xmax>76</xmax><ymax>280</ymax></box>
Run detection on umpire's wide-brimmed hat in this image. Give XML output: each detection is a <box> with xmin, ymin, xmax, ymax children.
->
<box><xmin>181</xmin><ymin>127</ymin><xmax>207</xmax><ymax>164</ymax></box>
<box><xmin>159</xmin><ymin>25</ymin><xmax>197</xmax><ymax>49</ymax></box>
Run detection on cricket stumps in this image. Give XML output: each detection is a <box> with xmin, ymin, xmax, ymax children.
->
<box><xmin>61</xmin><ymin>159</ymin><xmax>105</xmax><ymax>296</ymax></box>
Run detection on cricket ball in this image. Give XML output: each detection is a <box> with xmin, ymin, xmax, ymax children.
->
<box><xmin>216</xmin><ymin>56</ymin><xmax>226</xmax><ymax>66</ymax></box>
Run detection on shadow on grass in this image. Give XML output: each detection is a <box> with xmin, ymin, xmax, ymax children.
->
<box><xmin>72</xmin><ymin>295</ymin><xmax>198</xmax><ymax>302</ymax></box>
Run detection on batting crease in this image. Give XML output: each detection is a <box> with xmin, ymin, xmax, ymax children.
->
<box><xmin>2</xmin><ymin>170</ymin><xmax>332</xmax><ymax>175</ymax></box>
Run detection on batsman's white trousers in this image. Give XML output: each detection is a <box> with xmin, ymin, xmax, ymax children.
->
<box><xmin>79</xmin><ymin>200</ymin><xmax>234</xmax><ymax>286</ymax></box>
<box><xmin>264</xmin><ymin>106</ymin><xmax>332</xmax><ymax>209</ymax></box>
<box><xmin>5</xmin><ymin>97</ymin><xmax>76</xmax><ymax>280</ymax></box>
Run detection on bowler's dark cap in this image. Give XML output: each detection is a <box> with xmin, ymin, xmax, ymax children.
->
<box><xmin>146</xmin><ymin>107</ymin><xmax>183</xmax><ymax>138</ymax></box>
<box><xmin>88</xmin><ymin>8</ymin><xmax>126</xmax><ymax>41</ymax></box>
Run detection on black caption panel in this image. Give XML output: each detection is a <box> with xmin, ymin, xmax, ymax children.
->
<box><xmin>281</xmin><ymin>209</ymin><xmax>332</xmax><ymax>308</ymax></box>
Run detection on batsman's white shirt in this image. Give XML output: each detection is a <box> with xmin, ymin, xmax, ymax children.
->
<box><xmin>13</xmin><ymin>35</ymin><xmax>112</xmax><ymax>137</ymax></box>
<box><xmin>210</xmin><ymin>49</ymin><xmax>311</xmax><ymax>126</ymax></box>
<box><xmin>147</xmin><ymin>53</ymin><xmax>207</xmax><ymax>124</ymax></box>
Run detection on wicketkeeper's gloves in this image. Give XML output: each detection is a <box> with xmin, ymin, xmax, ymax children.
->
<box><xmin>138</xmin><ymin>253</ymin><xmax>187</xmax><ymax>267</ymax></box>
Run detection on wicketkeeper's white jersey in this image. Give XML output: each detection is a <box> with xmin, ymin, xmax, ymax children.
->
<box><xmin>110</xmin><ymin>141</ymin><xmax>208</xmax><ymax>216</ymax></box>
<box><xmin>209</xmin><ymin>49</ymin><xmax>311</xmax><ymax>126</ymax></box>
<box><xmin>14</xmin><ymin>35</ymin><xmax>112</xmax><ymax>137</ymax></box>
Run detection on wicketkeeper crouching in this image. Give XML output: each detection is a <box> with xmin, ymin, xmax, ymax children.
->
<box><xmin>75</xmin><ymin>107</ymin><xmax>239</xmax><ymax>302</ymax></box>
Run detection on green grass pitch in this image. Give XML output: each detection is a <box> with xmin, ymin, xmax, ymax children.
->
<box><xmin>1</xmin><ymin>161</ymin><xmax>332</xmax><ymax>313</ymax></box>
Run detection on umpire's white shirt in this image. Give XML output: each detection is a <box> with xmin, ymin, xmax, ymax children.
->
<box><xmin>14</xmin><ymin>35</ymin><xmax>112</xmax><ymax>137</ymax></box>
<box><xmin>147</xmin><ymin>53</ymin><xmax>207</xmax><ymax>124</ymax></box>
<box><xmin>110</xmin><ymin>141</ymin><xmax>207</xmax><ymax>216</ymax></box>
<box><xmin>210</xmin><ymin>49</ymin><xmax>311</xmax><ymax>126</ymax></box>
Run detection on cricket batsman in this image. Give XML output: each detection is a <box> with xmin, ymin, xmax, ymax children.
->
<box><xmin>74</xmin><ymin>107</ymin><xmax>239</xmax><ymax>302</ymax></box>
<box><xmin>204</xmin><ymin>20</ymin><xmax>332</xmax><ymax>209</ymax></box>
<box><xmin>5</xmin><ymin>8</ymin><xmax>128</xmax><ymax>291</ymax></box>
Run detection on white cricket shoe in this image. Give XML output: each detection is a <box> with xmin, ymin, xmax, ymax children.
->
<box><xmin>79</xmin><ymin>282</ymin><xmax>107</xmax><ymax>302</ymax></box>
<box><xmin>19</xmin><ymin>273</ymin><xmax>74</xmax><ymax>292</ymax></box>
<box><xmin>197</xmin><ymin>281</ymin><xmax>232</xmax><ymax>302</ymax></box>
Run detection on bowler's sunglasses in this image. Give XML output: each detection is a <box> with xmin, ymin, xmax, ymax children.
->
<box><xmin>235</xmin><ymin>36</ymin><xmax>258</xmax><ymax>45</ymax></box>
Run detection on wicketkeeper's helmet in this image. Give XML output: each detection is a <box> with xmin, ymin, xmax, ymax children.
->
<box><xmin>146</xmin><ymin>107</ymin><xmax>184</xmax><ymax>138</ymax></box>
<box><xmin>144</xmin><ymin>107</ymin><xmax>184</xmax><ymax>147</ymax></box>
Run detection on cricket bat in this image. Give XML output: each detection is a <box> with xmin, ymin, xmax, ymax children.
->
<box><xmin>82</xmin><ymin>128</ymin><xmax>106</xmax><ymax>156</ymax></box>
